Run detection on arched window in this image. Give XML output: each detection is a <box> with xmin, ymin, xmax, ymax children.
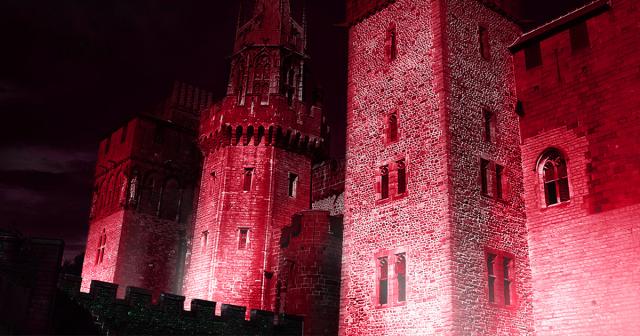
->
<box><xmin>253</xmin><ymin>55</ymin><xmax>270</xmax><ymax>105</ymax></box>
<box><xmin>159</xmin><ymin>179</ymin><xmax>181</xmax><ymax>221</ymax></box>
<box><xmin>539</xmin><ymin>149</ymin><xmax>570</xmax><ymax>206</ymax></box>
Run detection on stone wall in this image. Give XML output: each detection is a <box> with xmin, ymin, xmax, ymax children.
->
<box><xmin>513</xmin><ymin>0</ymin><xmax>640</xmax><ymax>334</ymax></box>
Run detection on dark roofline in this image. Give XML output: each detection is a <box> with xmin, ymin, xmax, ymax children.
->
<box><xmin>509</xmin><ymin>0</ymin><xmax>611</xmax><ymax>52</ymax></box>
<box><xmin>477</xmin><ymin>1</ymin><xmax>522</xmax><ymax>26</ymax></box>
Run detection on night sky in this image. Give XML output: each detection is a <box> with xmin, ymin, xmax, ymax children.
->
<box><xmin>0</xmin><ymin>0</ymin><xmax>587</xmax><ymax>261</ymax></box>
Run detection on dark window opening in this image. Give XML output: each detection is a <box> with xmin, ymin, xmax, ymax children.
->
<box><xmin>524</xmin><ymin>42</ymin><xmax>542</xmax><ymax>69</ymax></box>
<box><xmin>503</xmin><ymin>257</ymin><xmax>513</xmax><ymax>306</ymax></box>
<box><xmin>243</xmin><ymin>168</ymin><xmax>254</xmax><ymax>192</ymax></box>
<box><xmin>201</xmin><ymin>231</ymin><xmax>209</xmax><ymax>253</ymax></box>
<box><xmin>238</xmin><ymin>228</ymin><xmax>249</xmax><ymax>249</ymax></box>
<box><xmin>487</xmin><ymin>253</ymin><xmax>496</xmax><ymax>303</ymax></box>
<box><xmin>388</xmin><ymin>113</ymin><xmax>398</xmax><ymax>142</ymax></box>
<box><xmin>288</xmin><ymin>173</ymin><xmax>298</xmax><ymax>198</ymax></box>
<box><xmin>95</xmin><ymin>230</ymin><xmax>106</xmax><ymax>265</ymax></box>
<box><xmin>385</xmin><ymin>25</ymin><xmax>397</xmax><ymax>63</ymax></box>
<box><xmin>396</xmin><ymin>253</ymin><xmax>406</xmax><ymax>302</ymax></box>
<box><xmin>481</xmin><ymin>159</ymin><xmax>490</xmax><ymax>196</ymax></box>
<box><xmin>380</xmin><ymin>166</ymin><xmax>389</xmax><ymax>200</ymax></box>
<box><xmin>495</xmin><ymin>164</ymin><xmax>504</xmax><ymax>200</ymax></box>
<box><xmin>104</xmin><ymin>138</ymin><xmax>111</xmax><ymax>154</ymax></box>
<box><xmin>483</xmin><ymin>109</ymin><xmax>496</xmax><ymax>142</ymax></box>
<box><xmin>378</xmin><ymin>257</ymin><xmax>388</xmax><ymax>305</ymax></box>
<box><xmin>479</xmin><ymin>26</ymin><xmax>491</xmax><ymax>60</ymax></box>
<box><xmin>570</xmin><ymin>21</ymin><xmax>590</xmax><ymax>52</ymax></box>
<box><xmin>397</xmin><ymin>160</ymin><xmax>406</xmax><ymax>194</ymax></box>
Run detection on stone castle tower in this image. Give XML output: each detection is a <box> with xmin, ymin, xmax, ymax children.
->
<box><xmin>180</xmin><ymin>0</ymin><xmax>324</xmax><ymax>313</ymax></box>
<box><xmin>340</xmin><ymin>0</ymin><xmax>533</xmax><ymax>334</ymax></box>
<box><xmin>80</xmin><ymin>82</ymin><xmax>210</xmax><ymax>298</ymax></box>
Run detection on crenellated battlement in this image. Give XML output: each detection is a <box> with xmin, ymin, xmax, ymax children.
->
<box><xmin>198</xmin><ymin>122</ymin><xmax>324</xmax><ymax>156</ymax></box>
<box><xmin>59</xmin><ymin>275</ymin><xmax>302</xmax><ymax>335</ymax></box>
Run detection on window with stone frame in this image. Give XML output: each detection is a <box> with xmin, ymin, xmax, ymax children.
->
<box><xmin>481</xmin><ymin>158</ymin><xmax>491</xmax><ymax>196</ymax></box>
<box><xmin>387</xmin><ymin>112</ymin><xmax>399</xmax><ymax>143</ymax></box>
<box><xmin>238</xmin><ymin>228</ymin><xmax>249</xmax><ymax>250</ymax></box>
<box><xmin>377</xmin><ymin>256</ymin><xmax>389</xmax><ymax>305</ymax></box>
<box><xmin>486</xmin><ymin>250</ymin><xmax>516</xmax><ymax>306</ymax></box>
<box><xmin>395</xmin><ymin>253</ymin><xmax>406</xmax><ymax>302</ymax></box>
<box><xmin>288</xmin><ymin>173</ymin><xmax>298</xmax><ymax>198</ymax></box>
<box><xmin>397</xmin><ymin>159</ymin><xmax>407</xmax><ymax>195</ymax></box>
<box><xmin>483</xmin><ymin>109</ymin><xmax>496</xmax><ymax>143</ymax></box>
<box><xmin>384</xmin><ymin>24</ymin><xmax>397</xmax><ymax>63</ymax></box>
<box><xmin>379</xmin><ymin>165</ymin><xmax>390</xmax><ymax>200</ymax></box>
<box><xmin>495</xmin><ymin>164</ymin><xmax>505</xmax><ymax>200</ymax></box>
<box><xmin>375</xmin><ymin>250</ymin><xmax>407</xmax><ymax>307</ymax></box>
<box><xmin>539</xmin><ymin>149</ymin><xmax>570</xmax><ymax>206</ymax></box>
<box><xmin>243</xmin><ymin>168</ymin><xmax>254</xmax><ymax>192</ymax></box>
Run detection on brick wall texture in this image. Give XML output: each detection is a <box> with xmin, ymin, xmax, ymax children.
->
<box><xmin>514</xmin><ymin>0</ymin><xmax>640</xmax><ymax>334</ymax></box>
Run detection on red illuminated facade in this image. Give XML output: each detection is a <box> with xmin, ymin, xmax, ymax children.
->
<box><xmin>512</xmin><ymin>0</ymin><xmax>640</xmax><ymax>334</ymax></box>
<box><xmin>79</xmin><ymin>0</ymin><xmax>640</xmax><ymax>334</ymax></box>
<box><xmin>341</xmin><ymin>0</ymin><xmax>533</xmax><ymax>334</ymax></box>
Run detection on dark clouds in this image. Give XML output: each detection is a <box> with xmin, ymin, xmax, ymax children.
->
<box><xmin>0</xmin><ymin>0</ymin><xmax>587</xmax><ymax>261</ymax></box>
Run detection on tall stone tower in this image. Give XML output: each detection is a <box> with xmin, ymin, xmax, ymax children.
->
<box><xmin>181</xmin><ymin>0</ymin><xmax>323</xmax><ymax>313</ymax></box>
<box><xmin>81</xmin><ymin>82</ymin><xmax>208</xmax><ymax>298</ymax></box>
<box><xmin>341</xmin><ymin>0</ymin><xmax>533</xmax><ymax>335</ymax></box>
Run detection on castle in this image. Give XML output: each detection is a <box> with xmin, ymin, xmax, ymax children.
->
<box><xmin>80</xmin><ymin>0</ymin><xmax>640</xmax><ymax>335</ymax></box>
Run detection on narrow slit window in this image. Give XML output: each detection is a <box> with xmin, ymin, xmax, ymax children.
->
<box><xmin>495</xmin><ymin>164</ymin><xmax>504</xmax><ymax>200</ymax></box>
<box><xmin>96</xmin><ymin>230</ymin><xmax>106</xmax><ymax>265</ymax></box>
<box><xmin>570</xmin><ymin>21</ymin><xmax>590</xmax><ymax>52</ymax></box>
<box><xmin>378</xmin><ymin>257</ymin><xmax>389</xmax><ymax>305</ymax></box>
<box><xmin>201</xmin><ymin>231</ymin><xmax>209</xmax><ymax>253</ymax></box>
<box><xmin>487</xmin><ymin>253</ymin><xmax>496</xmax><ymax>303</ymax></box>
<box><xmin>481</xmin><ymin>159</ymin><xmax>490</xmax><ymax>196</ymax></box>
<box><xmin>238</xmin><ymin>228</ymin><xmax>249</xmax><ymax>250</ymax></box>
<box><xmin>479</xmin><ymin>26</ymin><xmax>491</xmax><ymax>60</ymax></box>
<box><xmin>397</xmin><ymin>160</ymin><xmax>406</xmax><ymax>194</ymax></box>
<box><xmin>385</xmin><ymin>25</ymin><xmax>397</xmax><ymax>63</ymax></box>
<box><xmin>388</xmin><ymin>113</ymin><xmax>398</xmax><ymax>143</ymax></box>
<box><xmin>380</xmin><ymin>166</ymin><xmax>390</xmax><ymax>200</ymax></box>
<box><xmin>243</xmin><ymin>168</ymin><xmax>254</xmax><ymax>192</ymax></box>
<box><xmin>503</xmin><ymin>257</ymin><xmax>513</xmax><ymax>305</ymax></box>
<box><xmin>483</xmin><ymin>109</ymin><xmax>496</xmax><ymax>142</ymax></box>
<box><xmin>288</xmin><ymin>173</ymin><xmax>298</xmax><ymax>198</ymax></box>
<box><xmin>524</xmin><ymin>42</ymin><xmax>542</xmax><ymax>69</ymax></box>
<box><xmin>395</xmin><ymin>253</ymin><xmax>406</xmax><ymax>302</ymax></box>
